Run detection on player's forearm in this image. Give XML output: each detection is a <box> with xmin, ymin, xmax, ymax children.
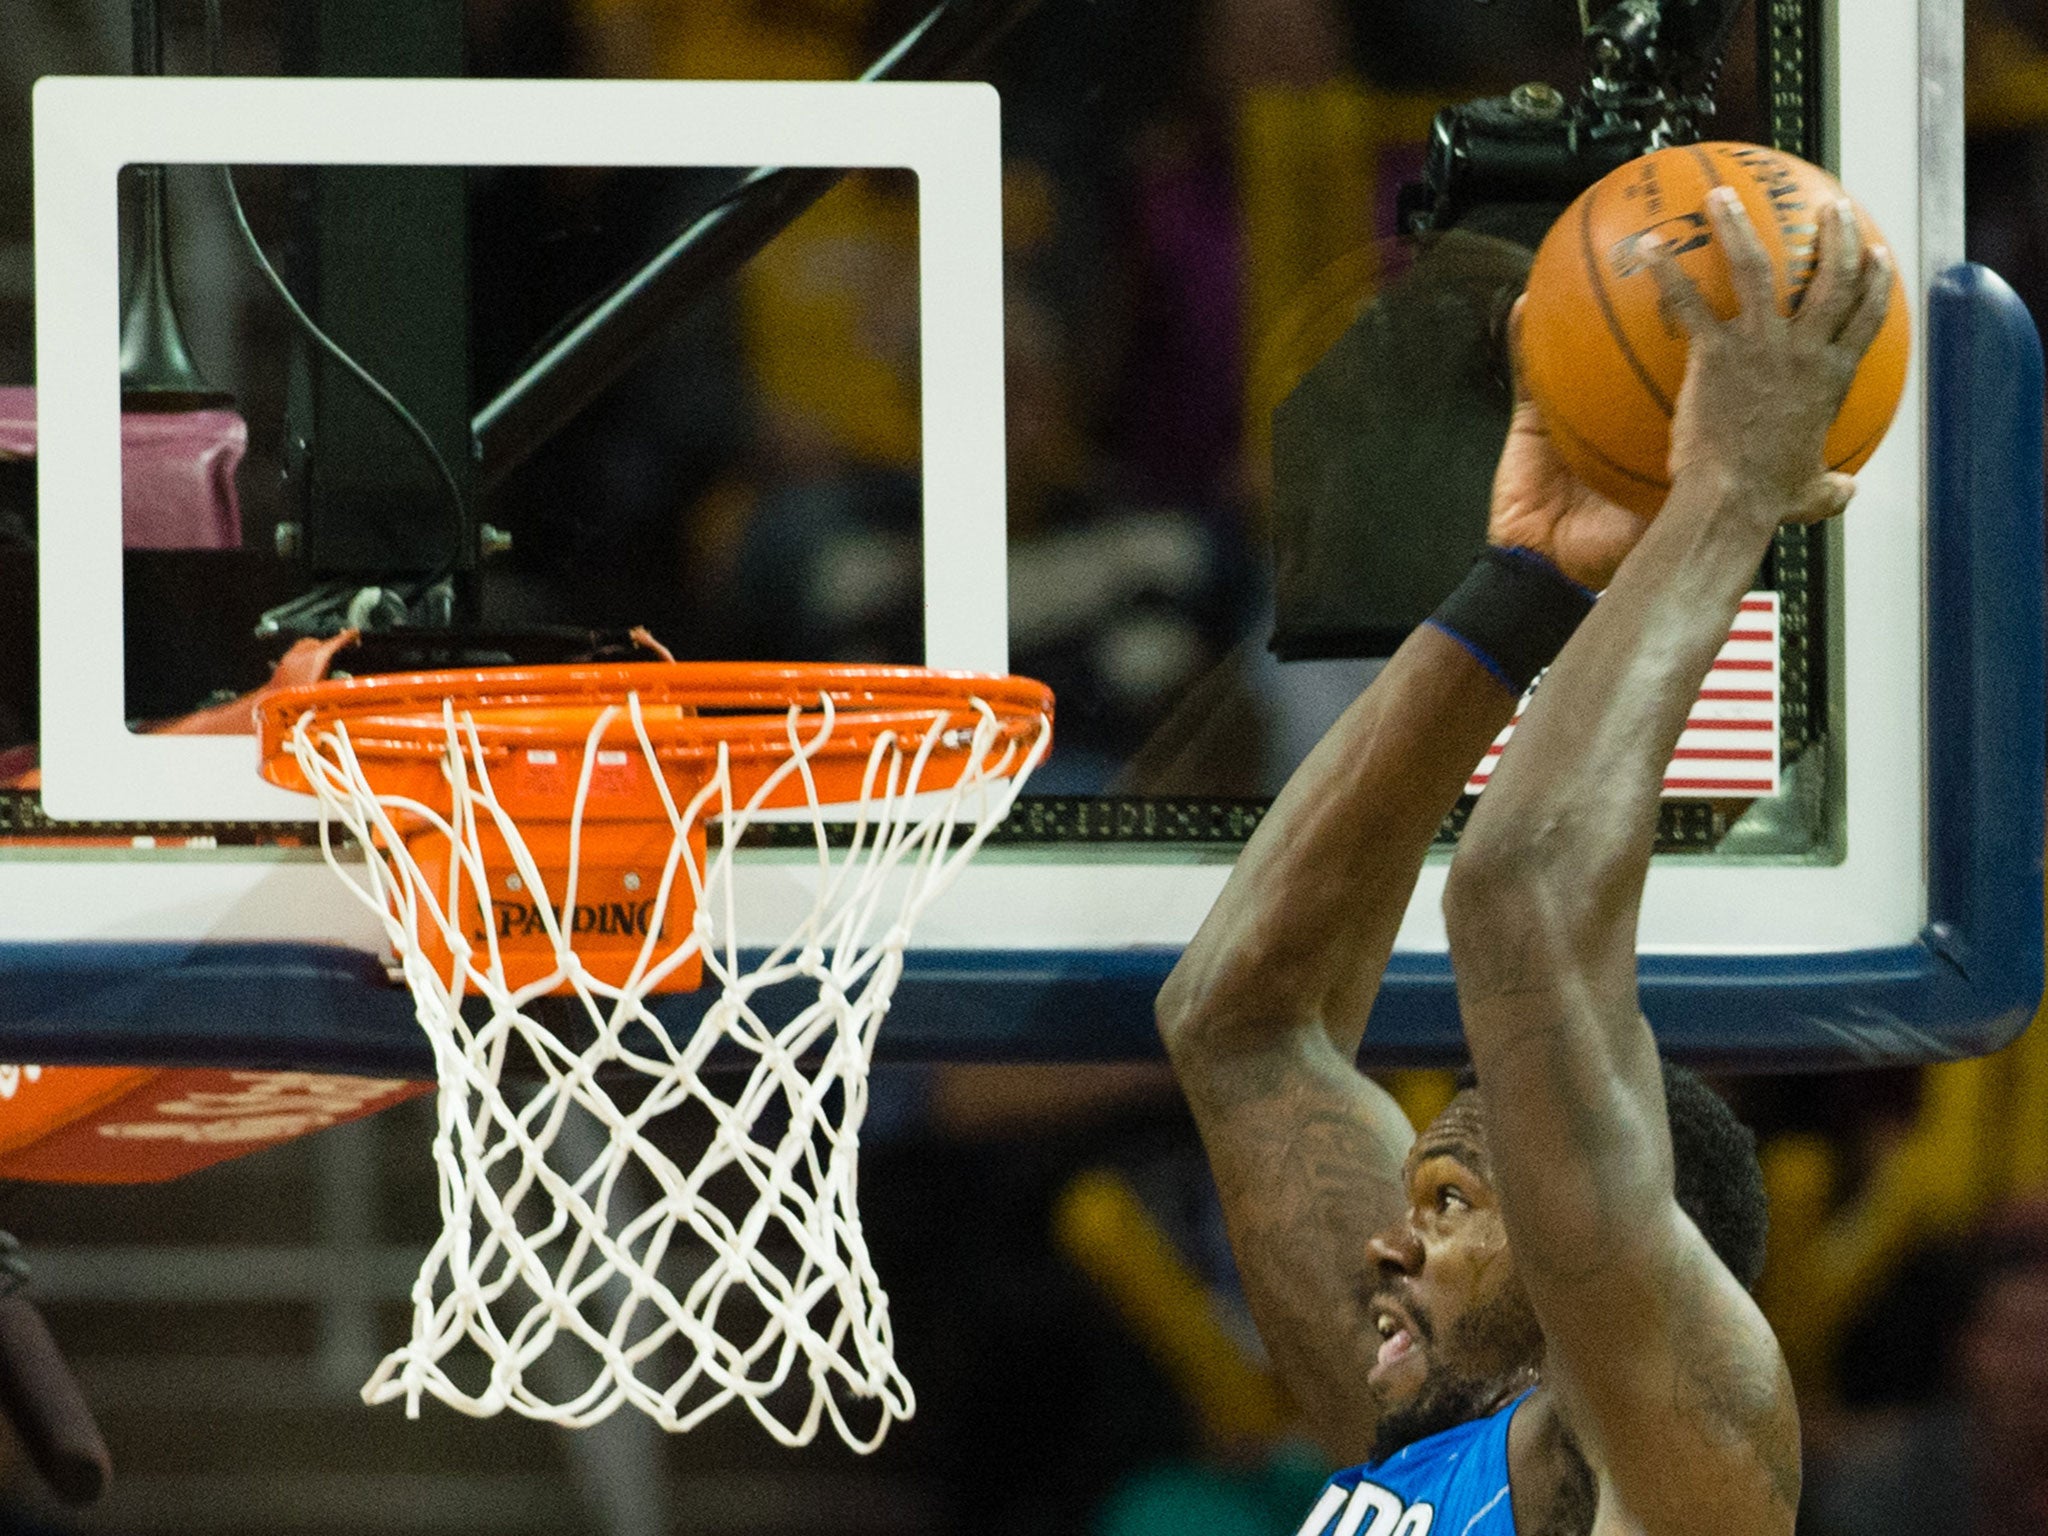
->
<box><xmin>1441</xmin><ymin>468</ymin><xmax>1779</xmax><ymax>1254</ymax></box>
<box><xmin>1444</xmin><ymin>467</ymin><xmax>1787</xmax><ymax>986</ymax></box>
<box><xmin>1157</xmin><ymin>623</ymin><xmax>1515</xmax><ymax>1065</ymax></box>
<box><xmin>1441</xmin><ymin>467</ymin><xmax>1793</xmax><ymax>1455</ymax></box>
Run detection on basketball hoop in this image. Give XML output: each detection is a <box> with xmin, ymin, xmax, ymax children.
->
<box><xmin>255</xmin><ymin>662</ymin><xmax>1051</xmax><ymax>1450</ymax></box>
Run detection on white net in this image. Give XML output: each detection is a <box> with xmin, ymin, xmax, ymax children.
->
<box><xmin>285</xmin><ymin>686</ymin><xmax>1047</xmax><ymax>1450</ymax></box>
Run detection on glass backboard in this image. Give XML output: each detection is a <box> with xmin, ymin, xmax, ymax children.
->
<box><xmin>7</xmin><ymin>0</ymin><xmax>2041</xmax><ymax>1071</ymax></box>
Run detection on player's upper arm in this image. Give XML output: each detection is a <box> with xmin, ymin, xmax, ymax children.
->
<box><xmin>1160</xmin><ymin>1014</ymin><xmax>1414</xmax><ymax>1464</ymax></box>
<box><xmin>1456</xmin><ymin>976</ymin><xmax>1799</xmax><ymax>1536</ymax></box>
<box><xmin>1541</xmin><ymin>1202</ymin><xmax>1800</xmax><ymax>1536</ymax></box>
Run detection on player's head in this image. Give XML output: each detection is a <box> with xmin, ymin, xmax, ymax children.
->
<box><xmin>1362</xmin><ymin>1060</ymin><xmax>1768</xmax><ymax>1463</ymax></box>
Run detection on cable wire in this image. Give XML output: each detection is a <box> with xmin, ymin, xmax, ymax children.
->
<box><xmin>204</xmin><ymin>0</ymin><xmax>467</xmax><ymax>589</ymax></box>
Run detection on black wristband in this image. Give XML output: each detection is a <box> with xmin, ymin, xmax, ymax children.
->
<box><xmin>1426</xmin><ymin>546</ymin><xmax>1597</xmax><ymax>695</ymax></box>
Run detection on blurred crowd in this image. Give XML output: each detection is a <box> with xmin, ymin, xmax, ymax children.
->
<box><xmin>1805</xmin><ymin>1199</ymin><xmax>2048</xmax><ymax>1533</ymax></box>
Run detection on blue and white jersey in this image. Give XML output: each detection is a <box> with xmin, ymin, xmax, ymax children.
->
<box><xmin>1294</xmin><ymin>1392</ymin><xmax>1529</xmax><ymax>1536</ymax></box>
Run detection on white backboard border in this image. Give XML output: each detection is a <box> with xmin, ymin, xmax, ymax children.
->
<box><xmin>34</xmin><ymin>76</ymin><xmax>1009</xmax><ymax>823</ymax></box>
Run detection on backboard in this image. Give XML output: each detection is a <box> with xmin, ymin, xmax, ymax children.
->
<box><xmin>8</xmin><ymin>0</ymin><xmax>2041</xmax><ymax>1074</ymax></box>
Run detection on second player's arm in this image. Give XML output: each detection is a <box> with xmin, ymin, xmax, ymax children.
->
<box><xmin>1442</xmin><ymin>191</ymin><xmax>1892</xmax><ymax>1532</ymax></box>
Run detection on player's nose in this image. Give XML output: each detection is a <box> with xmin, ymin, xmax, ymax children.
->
<box><xmin>1367</xmin><ymin>1219</ymin><xmax>1425</xmax><ymax>1275</ymax></box>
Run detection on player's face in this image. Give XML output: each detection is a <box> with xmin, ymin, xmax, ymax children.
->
<box><xmin>1362</xmin><ymin>1092</ymin><xmax>1543</xmax><ymax>1463</ymax></box>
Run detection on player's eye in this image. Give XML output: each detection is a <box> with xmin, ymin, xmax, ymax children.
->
<box><xmin>1436</xmin><ymin>1185</ymin><xmax>1469</xmax><ymax>1213</ymax></box>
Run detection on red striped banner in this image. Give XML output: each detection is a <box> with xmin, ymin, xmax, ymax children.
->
<box><xmin>1467</xmin><ymin>591</ymin><xmax>1781</xmax><ymax>799</ymax></box>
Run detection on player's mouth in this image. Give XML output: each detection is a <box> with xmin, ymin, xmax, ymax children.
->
<box><xmin>1371</xmin><ymin>1300</ymin><xmax>1423</xmax><ymax>1378</ymax></box>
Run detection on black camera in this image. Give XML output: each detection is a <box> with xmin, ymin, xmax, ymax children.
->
<box><xmin>1398</xmin><ymin>0</ymin><xmax>1747</xmax><ymax>238</ymax></box>
<box><xmin>1269</xmin><ymin>0</ymin><xmax>1748</xmax><ymax>663</ymax></box>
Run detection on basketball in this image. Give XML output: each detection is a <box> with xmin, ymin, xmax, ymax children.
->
<box><xmin>1519</xmin><ymin>142</ymin><xmax>1910</xmax><ymax>517</ymax></box>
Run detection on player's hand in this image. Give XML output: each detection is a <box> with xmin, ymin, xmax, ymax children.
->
<box><xmin>1645</xmin><ymin>187</ymin><xmax>1894</xmax><ymax>528</ymax></box>
<box><xmin>1487</xmin><ymin>295</ymin><xmax>1652</xmax><ymax>591</ymax></box>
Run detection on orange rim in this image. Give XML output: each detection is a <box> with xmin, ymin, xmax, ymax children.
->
<box><xmin>256</xmin><ymin>662</ymin><xmax>1054</xmax><ymax>814</ymax></box>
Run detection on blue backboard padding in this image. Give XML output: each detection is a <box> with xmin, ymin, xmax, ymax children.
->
<box><xmin>0</xmin><ymin>265</ymin><xmax>2039</xmax><ymax>1074</ymax></box>
<box><xmin>1920</xmin><ymin>263</ymin><xmax>2046</xmax><ymax>1034</ymax></box>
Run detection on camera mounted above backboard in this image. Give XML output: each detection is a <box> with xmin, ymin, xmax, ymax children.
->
<box><xmin>1399</xmin><ymin>0</ymin><xmax>1748</xmax><ymax>237</ymax></box>
<box><xmin>1271</xmin><ymin>0</ymin><xmax>1750</xmax><ymax>662</ymax></box>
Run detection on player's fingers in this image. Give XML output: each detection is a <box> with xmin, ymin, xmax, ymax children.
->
<box><xmin>1796</xmin><ymin>198</ymin><xmax>1861</xmax><ymax>336</ymax></box>
<box><xmin>1789</xmin><ymin>471</ymin><xmax>1857</xmax><ymax>524</ymax></box>
<box><xmin>1642</xmin><ymin>236</ymin><xmax>1717</xmax><ymax>338</ymax></box>
<box><xmin>1706</xmin><ymin>187</ymin><xmax>1776</xmax><ymax>323</ymax></box>
<box><xmin>1833</xmin><ymin>243</ymin><xmax>1894</xmax><ymax>360</ymax></box>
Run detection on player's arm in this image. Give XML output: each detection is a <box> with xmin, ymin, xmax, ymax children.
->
<box><xmin>1158</xmin><ymin>373</ymin><xmax>1647</xmax><ymax>1460</ymax></box>
<box><xmin>1155</xmin><ymin>624</ymin><xmax>1512</xmax><ymax>1460</ymax></box>
<box><xmin>1441</xmin><ymin>190</ymin><xmax>1892</xmax><ymax>1532</ymax></box>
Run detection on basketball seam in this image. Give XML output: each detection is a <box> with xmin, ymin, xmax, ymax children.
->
<box><xmin>1830</xmin><ymin>410</ymin><xmax>1890</xmax><ymax>471</ymax></box>
<box><xmin>1581</xmin><ymin>189</ymin><xmax>1675</xmax><ymax>418</ymax></box>
<box><xmin>1548</xmin><ymin>407</ymin><xmax>1671</xmax><ymax>490</ymax></box>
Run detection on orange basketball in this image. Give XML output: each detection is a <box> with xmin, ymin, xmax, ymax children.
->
<box><xmin>1520</xmin><ymin>141</ymin><xmax>1910</xmax><ymax>517</ymax></box>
